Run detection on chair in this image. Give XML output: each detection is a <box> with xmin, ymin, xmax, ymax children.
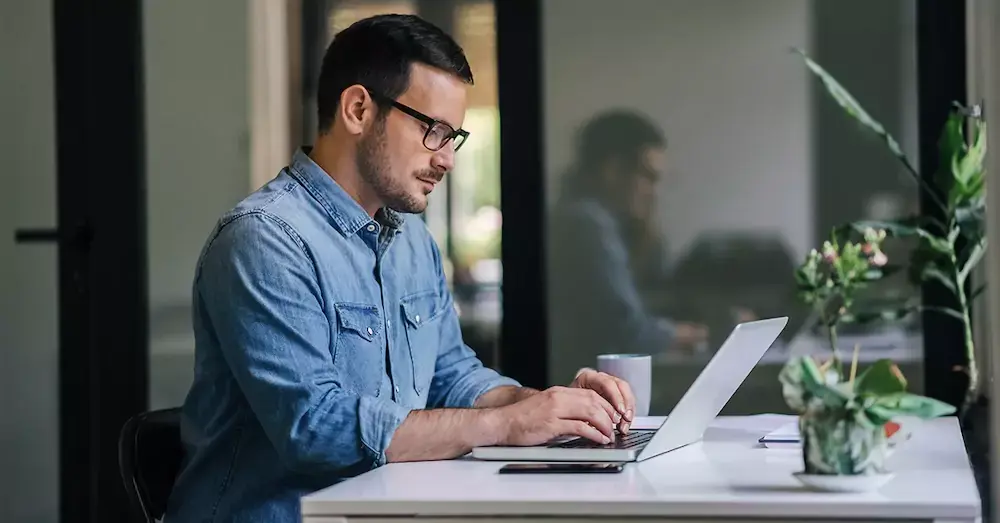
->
<box><xmin>118</xmin><ymin>407</ymin><xmax>184</xmax><ymax>522</ymax></box>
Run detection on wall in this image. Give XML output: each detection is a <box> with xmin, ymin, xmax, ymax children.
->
<box><xmin>0</xmin><ymin>2</ymin><xmax>60</xmax><ymax>522</ymax></box>
<box><xmin>144</xmin><ymin>0</ymin><xmax>252</xmax><ymax>408</ymax></box>
<box><xmin>543</xmin><ymin>0</ymin><xmax>814</xmax><ymax>264</ymax></box>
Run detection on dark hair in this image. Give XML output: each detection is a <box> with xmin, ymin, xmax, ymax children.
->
<box><xmin>563</xmin><ymin>109</ymin><xmax>667</xmax><ymax>198</ymax></box>
<box><xmin>576</xmin><ymin>110</ymin><xmax>666</xmax><ymax>170</ymax></box>
<box><xmin>316</xmin><ymin>14</ymin><xmax>474</xmax><ymax>133</ymax></box>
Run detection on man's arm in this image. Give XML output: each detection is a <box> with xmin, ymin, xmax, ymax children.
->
<box><xmin>472</xmin><ymin>385</ymin><xmax>539</xmax><ymax>408</ymax></box>
<box><xmin>386</xmin><ymin>386</ymin><xmax>618</xmax><ymax>463</ymax></box>
<box><xmin>385</xmin><ymin>408</ymin><xmax>502</xmax><ymax>462</ymax></box>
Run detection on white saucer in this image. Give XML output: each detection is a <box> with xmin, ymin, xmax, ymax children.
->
<box><xmin>792</xmin><ymin>472</ymin><xmax>895</xmax><ymax>492</ymax></box>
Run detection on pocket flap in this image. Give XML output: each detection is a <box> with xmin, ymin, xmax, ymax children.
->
<box><xmin>334</xmin><ymin>302</ymin><xmax>381</xmax><ymax>342</ymax></box>
<box><xmin>400</xmin><ymin>291</ymin><xmax>445</xmax><ymax>329</ymax></box>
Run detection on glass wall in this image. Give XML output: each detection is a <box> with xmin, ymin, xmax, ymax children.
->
<box><xmin>542</xmin><ymin>0</ymin><xmax>923</xmax><ymax>415</ymax></box>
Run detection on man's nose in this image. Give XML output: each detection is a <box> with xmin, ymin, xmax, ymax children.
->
<box><xmin>431</xmin><ymin>144</ymin><xmax>455</xmax><ymax>173</ymax></box>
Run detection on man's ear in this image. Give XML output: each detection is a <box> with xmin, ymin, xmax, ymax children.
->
<box><xmin>338</xmin><ymin>85</ymin><xmax>374</xmax><ymax>136</ymax></box>
<box><xmin>600</xmin><ymin>156</ymin><xmax>623</xmax><ymax>184</ymax></box>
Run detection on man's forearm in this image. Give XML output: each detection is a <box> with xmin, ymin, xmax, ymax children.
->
<box><xmin>473</xmin><ymin>385</ymin><xmax>539</xmax><ymax>408</ymax></box>
<box><xmin>385</xmin><ymin>408</ymin><xmax>505</xmax><ymax>463</ymax></box>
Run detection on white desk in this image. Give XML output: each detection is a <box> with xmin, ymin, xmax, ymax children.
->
<box><xmin>301</xmin><ymin>415</ymin><xmax>980</xmax><ymax>523</ymax></box>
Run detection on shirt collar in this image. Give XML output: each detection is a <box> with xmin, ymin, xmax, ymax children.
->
<box><xmin>287</xmin><ymin>147</ymin><xmax>405</xmax><ymax>236</ymax></box>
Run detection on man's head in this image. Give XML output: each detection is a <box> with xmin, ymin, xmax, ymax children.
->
<box><xmin>573</xmin><ymin>110</ymin><xmax>667</xmax><ymax>219</ymax></box>
<box><xmin>316</xmin><ymin>14</ymin><xmax>473</xmax><ymax>214</ymax></box>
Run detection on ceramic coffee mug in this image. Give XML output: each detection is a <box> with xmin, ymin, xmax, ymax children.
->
<box><xmin>596</xmin><ymin>353</ymin><xmax>652</xmax><ymax>417</ymax></box>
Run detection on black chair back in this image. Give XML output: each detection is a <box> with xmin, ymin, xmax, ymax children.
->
<box><xmin>118</xmin><ymin>407</ymin><xmax>184</xmax><ymax>522</ymax></box>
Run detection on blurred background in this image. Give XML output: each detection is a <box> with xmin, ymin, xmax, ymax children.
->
<box><xmin>1</xmin><ymin>1</ymin><xmax>994</xmax><ymax>522</ymax></box>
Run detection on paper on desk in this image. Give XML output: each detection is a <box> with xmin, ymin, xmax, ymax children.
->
<box><xmin>758</xmin><ymin>421</ymin><xmax>801</xmax><ymax>449</ymax></box>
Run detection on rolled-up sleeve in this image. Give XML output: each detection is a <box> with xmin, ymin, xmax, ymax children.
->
<box><xmin>197</xmin><ymin>213</ymin><xmax>411</xmax><ymax>474</ymax></box>
<box><xmin>422</xmin><ymin>237</ymin><xmax>520</xmax><ymax>409</ymax></box>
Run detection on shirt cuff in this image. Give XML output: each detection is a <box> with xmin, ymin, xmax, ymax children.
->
<box><xmin>451</xmin><ymin>371</ymin><xmax>521</xmax><ymax>409</ymax></box>
<box><xmin>358</xmin><ymin>395</ymin><xmax>414</xmax><ymax>468</ymax></box>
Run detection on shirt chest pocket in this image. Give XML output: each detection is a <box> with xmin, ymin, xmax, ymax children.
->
<box><xmin>400</xmin><ymin>291</ymin><xmax>447</xmax><ymax>395</ymax></box>
<box><xmin>332</xmin><ymin>302</ymin><xmax>383</xmax><ymax>396</ymax></box>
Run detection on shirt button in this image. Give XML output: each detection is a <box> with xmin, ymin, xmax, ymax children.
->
<box><xmin>366</xmin><ymin>327</ymin><xmax>374</xmax><ymax>335</ymax></box>
<box><xmin>394</xmin><ymin>386</ymin><xmax>400</xmax><ymax>394</ymax></box>
<box><xmin>415</xmin><ymin>315</ymin><xmax>421</xmax><ymax>323</ymax></box>
<box><xmin>366</xmin><ymin>224</ymin><xmax>376</xmax><ymax>232</ymax></box>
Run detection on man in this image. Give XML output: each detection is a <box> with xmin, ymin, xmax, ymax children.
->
<box><xmin>164</xmin><ymin>14</ymin><xmax>634</xmax><ymax>523</ymax></box>
<box><xmin>549</xmin><ymin>110</ymin><xmax>709</xmax><ymax>381</ymax></box>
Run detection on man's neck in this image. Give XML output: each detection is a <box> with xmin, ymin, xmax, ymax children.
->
<box><xmin>308</xmin><ymin>139</ymin><xmax>381</xmax><ymax>217</ymax></box>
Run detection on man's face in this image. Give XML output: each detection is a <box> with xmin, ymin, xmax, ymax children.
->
<box><xmin>356</xmin><ymin>63</ymin><xmax>468</xmax><ymax>214</ymax></box>
<box><xmin>628</xmin><ymin>146</ymin><xmax>666</xmax><ymax>219</ymax></box>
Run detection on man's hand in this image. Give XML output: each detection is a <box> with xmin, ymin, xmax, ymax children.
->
<box><xmin>494</xmin><ymin>386</ymin><xmax>618</xmax><ymax>446</ymax></box>
<box><xmin>674</xmin><ymin>322</ymin><xmax>709</xmax><ymax>345</ymax></box>
<box><xmin>570</xmin><ymin>368</ymin><xmax>636</xmax><ymax>433</ymax></box>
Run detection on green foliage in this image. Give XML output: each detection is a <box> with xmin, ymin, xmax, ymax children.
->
<box><xmin>780</xmin><ymin>356</ymin><xmax>955</xmax><ymax>422</ymax></box>
<box><xmin>793</xmin><ymin>48</ymin><xmax>988</xmax><ymax>412</ymax></box>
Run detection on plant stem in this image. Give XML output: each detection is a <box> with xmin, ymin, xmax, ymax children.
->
<box><xmin>827</xmin><ymin>322</ymin><xmax>841</xmax><ymax>373</ymax></box>
<box><xmin>956</xmin><ymin>270</ymin><xmax>979</xmax><ymax>415</ymax></box>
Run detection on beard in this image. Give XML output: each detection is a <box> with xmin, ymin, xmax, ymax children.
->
<box><xmin>356</xmin><ymin>116</ymin><xmax>439</xmax><ymax>214</ymax></box>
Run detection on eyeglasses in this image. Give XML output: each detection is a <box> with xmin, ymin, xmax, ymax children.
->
<box><xmin>364</xmin><ymin>87</ymin><xmax>469</xmax><ymax>152</ymax></box>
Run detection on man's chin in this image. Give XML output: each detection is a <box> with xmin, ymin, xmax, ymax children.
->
<box><xmin>387</xmin><ymin>193</ymin><xmax>428</xmax><ymax>214</ymax></box>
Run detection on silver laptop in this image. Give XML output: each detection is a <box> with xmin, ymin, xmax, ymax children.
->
<box><xmin>470</xmin><ymin>316</ymin><xmax>788</xmax><ymax>462</ymax></box>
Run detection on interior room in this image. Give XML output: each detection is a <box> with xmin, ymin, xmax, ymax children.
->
<box><xmin>2</xmin><ymin>1</ymin><xmax>999</xmax><ymax>522</ymax></box>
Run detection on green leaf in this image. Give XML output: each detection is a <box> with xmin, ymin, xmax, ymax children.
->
<box><xmin>921</xmin><ymin>305</ymin><xmax>966</xmax><ymax>322</ymax></box>
<box><xmin>956</xmin><ymin>118</ymin><xmax>987</xmax><ymax>187</ymax></box>
<box><xmin>793</xmin><ymin>48</ymin><xmax>947</xmax><ymax>214</ymax></box>
<box><xmin>850</xmin><ymin>220</ymin><xmax>949</xmax><ymax>255</ymax></box>
<box><xmin>799</xmin><ymin>357</ymin><xmax>851</xmax><ymax>408</ymax></box>
<box><xmin>970</xmin><ymin>284</ymin><xmax>987</xmax><ymax>302</ymax></box>
<box><xmin>872</xmin><ymin>393</ymin><xmax>957</xmax><ymax>419</ymax></box>
<box><xmin>921</xmin><ymin>265</ymin><xmax>959</xmax><ymax>295</ymax></box>
<box><xmin>959</xmin><ymin>239</ymin><xmax>987</xmax><ymax>284</ymax></box>
<box><xmin>938</xmin><ymin>111</ymin><xmax>966</xmax><ymax>190</ymax></box>
<box><xmin>840</xmin><ymin>308</ymin><xmax>915</xmax><ymax>325</ymax></box>
<box><xmin>861</xmin><ymin>403</ymin><xmax>897</xmax><ymax>426</ymax></box>
<box><xmin>855</xmin><ymin>359</ymin><xmax>907</xmax><ymax>396</ymax></box>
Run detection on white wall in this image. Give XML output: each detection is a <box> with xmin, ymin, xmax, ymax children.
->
<box><xmin>543</xmin><ymin>0</ymin><xmax>814</xmax><ymax>263</ymax></box>
<box><xmin>144</xmin><ymin>0</ymin><xmax>253</xmax><ymax>407</ymax></box>
<box><xmin>0</xmin><ymin>2</ymin><xmax>60</xmax><ymax>521</ymax></box>
<box><xmin>145</xmin><ymin>0</ymin><xmax>251</xmax><ymax>313</ymax></box>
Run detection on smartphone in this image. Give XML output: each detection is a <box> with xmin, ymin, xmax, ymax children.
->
<box><xmin>497</xmin><ymin>462</ymin><xmax>625</xmax><ymax>474</ymax></box>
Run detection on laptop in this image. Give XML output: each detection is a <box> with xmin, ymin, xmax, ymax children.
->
<box><xmin>470</xmin><ymin>316</ymin><xmax>788</xmax><ymax>462</ymax></box>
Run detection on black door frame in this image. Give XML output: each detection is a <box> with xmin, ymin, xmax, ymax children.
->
<box><xmin>495</xmin><ymin>0</ymin><xmax>972</xmax><ymax>407</ymax></box>
<box><xmin>50</xmin><ymin>1</ymin><xmax>148</xmax><ymax>521</ymax></box>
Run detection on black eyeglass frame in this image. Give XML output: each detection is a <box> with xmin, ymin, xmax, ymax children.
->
<box><xmin>363</xmin><ymin>86</ymin><xmax>469</xmax><ymax>152</ymax></box>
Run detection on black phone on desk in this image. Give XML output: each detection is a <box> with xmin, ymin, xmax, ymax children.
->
<box><xmin>498</xmin><ymin>462</ymin><xmax>625</xmax><ymax>474</ymax></box>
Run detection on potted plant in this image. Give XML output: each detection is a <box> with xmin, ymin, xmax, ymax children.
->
<box><xmin>779</xmin><ymin>352</ymin><xmax>955</xmax><ymax>488</ymax></box>
<box><xmin>793</xmin><ymin>49</ymin><xmax>988</xmax><ymax>415</ymax></box>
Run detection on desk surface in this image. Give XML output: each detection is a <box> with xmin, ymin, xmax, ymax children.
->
<box><xmin>301</xmin><ymin>415</ymin><xmax>980</xmax><ymax>521</ymax></box>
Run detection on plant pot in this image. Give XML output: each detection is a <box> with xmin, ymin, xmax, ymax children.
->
<box><xmin>800</xmin><ymin>411</ymin><xmax>889</xmax><ymax>475</ymax></box>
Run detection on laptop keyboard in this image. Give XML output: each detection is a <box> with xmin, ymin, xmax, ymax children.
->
<box><xmin>550</xmin><ymin>430</ymin><xmax>655</xmax><ymax>450</ymax></box>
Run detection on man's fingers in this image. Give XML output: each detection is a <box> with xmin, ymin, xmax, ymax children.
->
<box><xmin>613</xmin><ymin>376</ymin><xmax>636</xmax><ymax>422</ymax></box>
<box><xmin>558</xmin><ymin>390</ymin><xmax>616</xmax><ymax>440</ymax></box>
<box><xmin>560</xmin><ymin>420</ymin><xmax>609</xmax><ymax>444</ymax></box>
<box><xmin>590</xmin><ymin>373</ymin><xmax>628</xmax><ymax>420</ymax></box>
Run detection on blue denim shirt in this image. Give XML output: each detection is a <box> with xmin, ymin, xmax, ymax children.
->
<box><xmin>164</xmin><ymin>148</ymin><xmax>519</xmax><ymax>522</ymax></box>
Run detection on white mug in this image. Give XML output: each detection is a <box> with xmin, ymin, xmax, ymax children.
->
<box><xmin>596</xmin><ymin>353</ymin><xmax>652</xmax><ymax>417</ymax></box>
